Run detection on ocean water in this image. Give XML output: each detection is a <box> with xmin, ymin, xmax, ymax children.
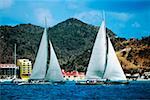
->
<box><xmin>1</xmin><ymin>81</ymin><xmax>150</xmax><ymax>100</ymax></box>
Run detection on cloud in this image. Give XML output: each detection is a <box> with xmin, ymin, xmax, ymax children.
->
<box><xmin>74</xmin><ymin>10</ymin><xmax>134</xmax><ymax>26</ymax></box>
<box><xmin>66</xmin><ymin>1</ymin><xmax>85</xmax><ymax>10</ymax></box>
<box><xmin>67</xmin><ymin>1</ymin><xmax>78</xmax><ymax>9</ymax></box>
<box><xmin>35</xmin><ymin>8</ymin><xmax>54</xmax><ymax>27</ymax></box>
<box><xmin>131</xmin><ymin>22</ymin><xmax>141</xmax><ymax>28</ymax></box>
<box><xmin>0</xmin><ymin>0</ymin><xmax>13</xmax><ymax>10</ymax></box>
<box><xmin>108</xmin><ymin>12</ymin><xmax>133</xmax><ymax>22</ymax></box>
<box><xmin>74</xmin><ymin>10</ymin><xmax>102</xmax><ymax>25</ymax></box>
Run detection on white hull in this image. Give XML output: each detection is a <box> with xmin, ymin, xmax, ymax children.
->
<box><xmin>0</xmin><ymin>79</ymin><xmax>13</xmax><ymax>83</ymax></box>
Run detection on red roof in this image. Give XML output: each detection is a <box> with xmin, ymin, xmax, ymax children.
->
<box><xmin>0</xmin><ymin>64</ymin><xmax>17</xmax><ymax>68</ymax></box>
<box><xmin>61</xmin><ymin>69</ymin><xmax>85</xmax><ymax>76</ymax></box>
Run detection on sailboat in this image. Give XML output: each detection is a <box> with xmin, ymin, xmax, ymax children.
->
<box><xmin>76</xmin><ymin>17</ymin><xmax>128</xmax><ymax>85</ymax></box>
<box><xmin>28</xmin><ymin>20</ymin><xmax>64</xmax><ymax>84</ymax></box>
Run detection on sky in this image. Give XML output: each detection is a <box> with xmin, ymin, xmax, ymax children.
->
<box><xmin>0</xmin><ymin>0</ymin><xmax>150</xmax><ymax>39</ymax></box>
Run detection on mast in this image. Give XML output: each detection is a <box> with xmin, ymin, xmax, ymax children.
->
<box><xmin>102</xmin><ymin>11</ymin><xmax>108</xmax><ymax>79</ymax></box>
<box><xmin>14</xmin><ymin>44</ymin><xmax>16</xmax><ymax>65</ymax></box>
<box><xmin>44</xmin><ymin>17</ymin><xmax>49</xmax><ymax>79</ymax></box>
<box><xmin>45</xmin><ymin>17</ymin><xmax>47</xmax><ymax>29</ymax></box>
<box><xmin>14</xmin><ymin>44</ymin><xmax>16</xmax><ymax>79</ymax></box>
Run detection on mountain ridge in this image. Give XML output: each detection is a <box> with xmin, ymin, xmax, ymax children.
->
<box><xmin>0</xmin><ymin>18</ymin><xmax>149</xmax><ymax>73</ymax></box>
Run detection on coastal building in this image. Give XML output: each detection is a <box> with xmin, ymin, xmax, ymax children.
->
<box><xmin>0</xmin><ymin>64</ymin><xmax>18</xmax><ymax>79</ymax></box>
<box><xmin>62</xmin><ymin>69</ymin><xmax>85</xmax><ymax>81</ymax></box>
<box><xmin>17</xmin><ymin>59</ymin><xmax>32</xmax><ymax>80</ymax></box>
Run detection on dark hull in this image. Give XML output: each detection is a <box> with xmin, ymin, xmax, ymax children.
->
<box><xmin>52</xmin><ymin>81</ymin><xmax>66</xmax><ymax>85</ymax></box>
<box><xmin>76</xmin><ymin>81</ymin><xmax>129</xmax><ymax>85</ymax></box>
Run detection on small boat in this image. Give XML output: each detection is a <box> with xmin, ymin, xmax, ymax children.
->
<box><xmin>76</xmin><ymin>13</ymin><xmax>128</xmax><ymax>85</ymax></box>
<box><xmin>0</xmin><ymin>79</ymin><xmax>13</xmax><ymax>83</ymax></box>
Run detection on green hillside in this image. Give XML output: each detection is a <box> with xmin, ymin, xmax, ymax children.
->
<box><xmin>0</xmin><ymin>18</ymin><xmax>149</xmax><ymax>72</ymax></box>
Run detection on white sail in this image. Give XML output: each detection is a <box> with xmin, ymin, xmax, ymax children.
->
<box><xmin>45</xmin><ymin>40</ymin><xmax>64</xmax><ymax>81</ymax></box>
<box><xmin>86</xmin><ymin>21</ymin><xmax>107</xmax><ymax>79</ymax></box>
<box><xmin>86</xmin><ymin>20</ymin><xmax>126</xmax><ymax>81</ymax></box>
<box><xmin>103</xmin><ymin>37</ymin><xmax>127</xmax><ymax>80</ymax></box>
<box><xmin>30</xmin><ymin>28</ymin><xmax>48</xmax><ymax>80</ymax></box>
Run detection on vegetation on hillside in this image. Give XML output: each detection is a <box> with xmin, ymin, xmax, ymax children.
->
<box><xmin>0</xmin><ymin>18</ymin><xmax>149</xmax><ymax>73</ymax></box>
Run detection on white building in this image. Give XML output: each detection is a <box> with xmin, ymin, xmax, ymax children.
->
<box><xmin>0</xmin><ymin>64</ymin><xmax>18</xmax><ymax>79</ymax></box>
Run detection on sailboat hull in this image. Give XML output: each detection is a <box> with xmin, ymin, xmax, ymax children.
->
<box><xmin>76</xmin><ymin>80</ymin><xmax>129</xmax><ymax>85</ymax></box>
<box><xmin>17</xmin><ymin>80</ymin><xmax>66</xmax><ymax>85</ymax></box>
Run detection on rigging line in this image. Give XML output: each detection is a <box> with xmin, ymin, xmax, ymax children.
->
<box><xmin>44</xmin><ymin>17</ymin><xmax>49</xmax><ymax>80</ymax></box>
<box><xmin>102</xmin><ymin>11</ymin><xmax>108</xmax><ymax>79</ymax></box>
<box><xmin>102</xmin><ymin>33</ymin><xmax>109</xmax><ymax>79</ymax></box>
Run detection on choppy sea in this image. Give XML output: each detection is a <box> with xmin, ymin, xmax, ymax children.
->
<box><xmin>1</xmin><ymin>81</ymin><xmax>150</xmax><ymax>100</ymax></box>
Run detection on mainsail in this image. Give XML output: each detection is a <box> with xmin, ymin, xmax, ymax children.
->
<box><xmin>86</xmin><ymin>20</ymin><xmax>126</xmax><ymax>80</ymax></box>
<box><xmin>86</xmin><ymin>21</ymin><xmax>106</xmax><ymax>79</ymax></box>
<box><xmin>30</xmin><ymin>28</ymin><xmax>48</xmax><ymax>80</ymax></box>
<box><xmin>45</xmin><ymin>40</ymin><xmax>64</xmax><ymax>81</ymax></box>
